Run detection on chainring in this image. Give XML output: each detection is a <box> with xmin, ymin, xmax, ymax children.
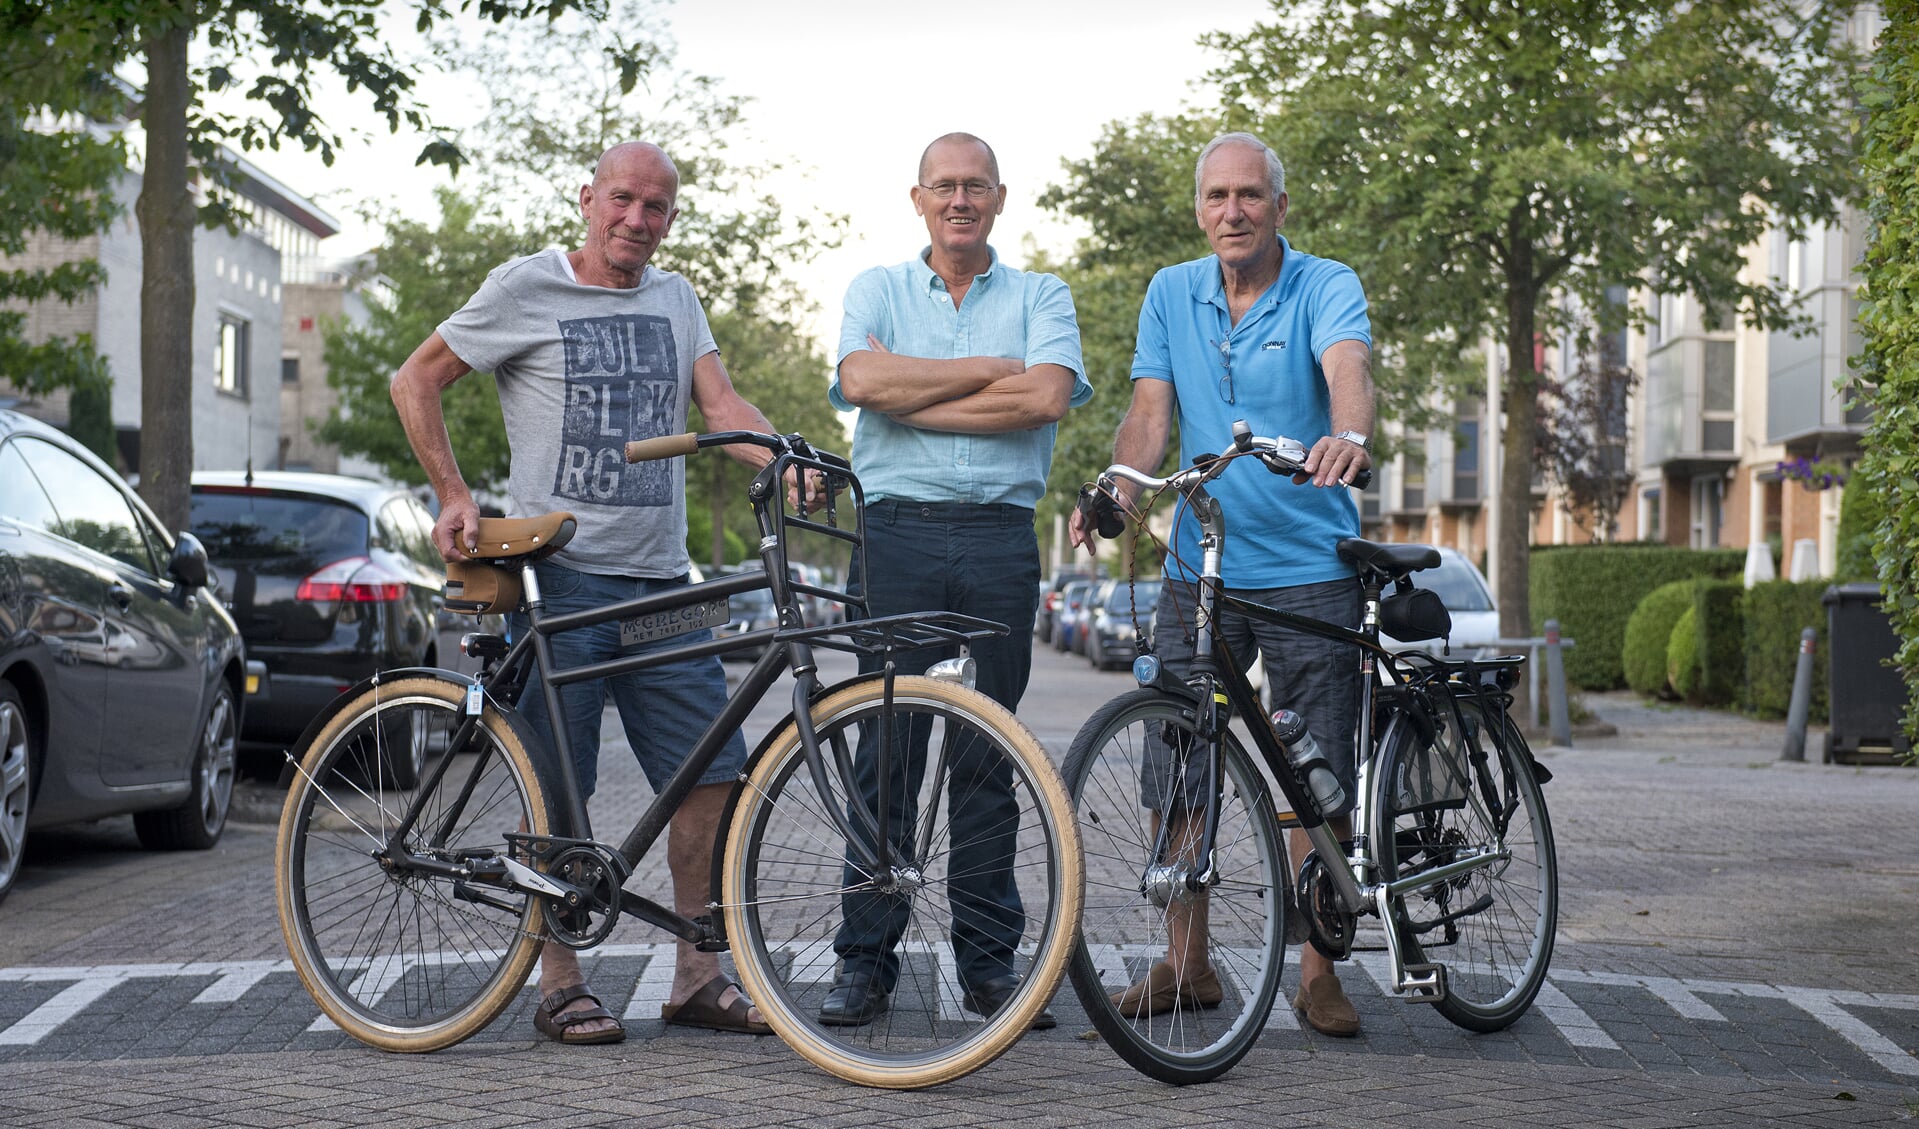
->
<box><xmin>1296</xmin><ymin>850</ymin><xmax>1356</xmax><ymax>961</ymax></box>
<box><xmin>540</xmin><ymin>844</ymin><xmax>626</xmax><ymax>950</ymax></box>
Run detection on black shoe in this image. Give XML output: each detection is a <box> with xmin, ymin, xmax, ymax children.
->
<box><xmin>818</xmin><ymin>970</ymin><xmax>889</xmax><ymax>1027</ymax></box>
<box><xmin>961</xmin><ymin>973</ymin><xmax>1057</xmax><ymax>1030</ymax></box>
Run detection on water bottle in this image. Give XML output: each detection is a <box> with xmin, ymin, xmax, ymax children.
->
<box><xmin>1270</xmin><ymin>708</ymin><xmax>1346</xmax><ymax>814</ymax></box>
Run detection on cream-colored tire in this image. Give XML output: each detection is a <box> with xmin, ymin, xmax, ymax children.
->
<box><xmin>276</xmin><ymin>676</ymin><xmax>550</xmax><ymax>1051</ymax></box>
<box><xmin>723</xmin><ymin>676</ymin><xmax>1082</xmax><ymax>1088</ymax></box>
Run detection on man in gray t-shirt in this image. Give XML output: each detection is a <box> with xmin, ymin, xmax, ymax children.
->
<box><xmin>392</xmin><ymin>141</ymin><xmax>782</xmax><ymax>1044</ymax></box>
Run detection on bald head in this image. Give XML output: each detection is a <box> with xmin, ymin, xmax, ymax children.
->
<box><xmin>918</xmin><ymin>133</ymin><xmax>999</xmax><ymax>185</ymax></box>
<box><xmin>595</xmin><ymin>142</ymin><xmax>679</xmax><ymax>193</ymax></box>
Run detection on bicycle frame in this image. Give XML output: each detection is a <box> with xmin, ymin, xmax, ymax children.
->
<box><xmin>372</xmin><ymin>437</ymin><xmax>1003</xmax><ymax>950</ymax></box>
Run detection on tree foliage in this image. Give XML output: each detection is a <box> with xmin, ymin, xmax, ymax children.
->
<box><xmin>326</xmin><ymin>2</ymin><xmax>845</xmax><ymax>569</ymax></box>
<box><xmin>0</xmin><ymin>6</ymin><xmax>129</xmax><ymax>408</ymax></box>
<box><xmin>1204</xmin><ymin>0</ymin><xmax>1861</xmax><ymax>636</ymax></box>
<box><xmin>2</xmin><ymin>0</ymin><xmax>644</xmax><ymax>533</ymax></box>
<box><xmin>1852</xmin><ymin>0</ymin><xmax>1919</xmax><ymax>744</ymax></box>
<box><xmin>320</xmin><ymin>189</ymin><xmax>538</xmax><ymax>491</ymax></box>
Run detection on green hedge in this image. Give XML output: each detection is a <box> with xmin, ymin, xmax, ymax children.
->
<box><xmin>1692</xmin><ymin>581</ymin><xmax>1746</xmax><ymax>707</ymax></box>
<box><xmin>1530</xmin><ymin>545</ymin><xmax>1746</xmax><ymax>689</ymax></box>
<box><xmin>1623</xmin><ymin>580</ymin><xmax>1698</xmax><ymax>697</ymax></box>
<box><xmin>1743</xmin><ymin>580</ymin><xmax>1829</xmax><ymax>721</ymax></box>
<box><xmin>1668</xmin><ymin>605</ymin><xmax>1701</xmax><ymax>700</ymax></box>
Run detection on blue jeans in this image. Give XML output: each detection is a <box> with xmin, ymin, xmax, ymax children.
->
<box><xmin>833</xmin><ymin>501</ymin><xmax>1041</xmax><ymax>990</ymax></box>
<box><xmin>508</xmin><ymin>562</ymin><xmax>747</xmax><ymax>810</ymax></box>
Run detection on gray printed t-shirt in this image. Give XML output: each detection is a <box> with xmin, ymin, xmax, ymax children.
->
<box><xmin>436</xmin><ymin>249</ymin><xmax>716</xmax><ymax>577</ymax></box>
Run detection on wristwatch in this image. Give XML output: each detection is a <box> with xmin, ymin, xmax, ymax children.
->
<box><xmin>1333</xmin><ymin>430</ymin><xmax>1370</xmax><ymax>451</ymax></box>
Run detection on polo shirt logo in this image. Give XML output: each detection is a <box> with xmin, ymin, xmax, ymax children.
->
<box><xmin>1262</xmin><ymin>340</ymin><xmax>1286</xmax><ymax>350</ymax></box>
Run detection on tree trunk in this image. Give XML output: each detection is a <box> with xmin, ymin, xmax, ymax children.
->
<box><xmin>1497</xmin><ymin>252</ymin><xmax>1538</xmax><ymax>643</ymax></box>
<box><xmin>135</xmin><ymin>23</ymin><xmax>196</xmax><ymax>534</ymax></box>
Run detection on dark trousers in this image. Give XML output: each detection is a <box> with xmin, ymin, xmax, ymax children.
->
<box><xmin>834</xmin><ymin>501</ymin><xmax>1041</xmax><ymax>990</ymax></box>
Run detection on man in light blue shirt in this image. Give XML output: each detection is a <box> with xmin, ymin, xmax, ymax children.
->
<box><xmin>1071</xmin><ymin>131</ymin><xmax>1375</xmax><ymax>1038</ymax></box>
<box><xmin>823</xmin><ymin>132</ymin><xmax>1089</xmax><ymax>1029</ymax></box>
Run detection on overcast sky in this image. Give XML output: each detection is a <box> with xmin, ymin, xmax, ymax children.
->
<box><xmin>251</xmin><ymin>0</ymin><xmax>1278</xmax><ymax>348</ymax></box>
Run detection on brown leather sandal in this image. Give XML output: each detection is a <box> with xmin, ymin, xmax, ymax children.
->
<box><xmin>660</xmin><ymin>974</ymin><xmax>772</xmax><ymax>1035</ymax></box>
<box><xmin>533</xmin><ymin>983</ymin><xmax>626</xmax><ymax>1045</ymax></box>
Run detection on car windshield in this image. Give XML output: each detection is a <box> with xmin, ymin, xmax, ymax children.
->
<box><xmin>190</xmin><ymin>491</ymin><xmax>369</xmax><ymax>574</ymax></box>
<box><xmin>1422</xmin><ymin>556</ymin><xmax>1494</xmax><ymax>613</ymax></box>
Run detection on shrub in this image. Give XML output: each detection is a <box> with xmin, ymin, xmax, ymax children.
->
<box><xmin>1623</xmin><ymin>580</ymin><xmax>1698</xmax><ymax>697</ymax></box>
<box><xmin>1693</xmin><ymin>580</ymin><xmax>1746</xmax><ymax>707</ymax></box>
<box><xmin>1835</xmin><ymin>474</ymin><xmax>1886</xmax><ymax>584</ymax></box>
<box><xmin>1530</xmin><ymin>545</ymin><xmax>1745</xmax><ymax>690</ymax></box>
<box><xmin>1743</xmin><ymin>580</ymin><xmax>1829</xmax><ymax>721</ymax></box>
<box><xmin>1668</xmin><ymin>605</ymin><xmax>1702</xmax><ymax>701</ymax></box>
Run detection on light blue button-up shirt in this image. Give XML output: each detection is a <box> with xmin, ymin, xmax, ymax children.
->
<box><xmin>831</xmin><ymin>248</ymin><xmax>1089</xmax><ymax>508</ymax></box>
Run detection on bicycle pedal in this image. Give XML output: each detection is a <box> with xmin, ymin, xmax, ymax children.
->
<box><xmin>1396</xmin><ymin>961</ymin><xmax>1446</xmax><ymax>1002</ymax></box>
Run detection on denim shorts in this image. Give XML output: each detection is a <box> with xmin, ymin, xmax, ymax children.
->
<box><xmin>508</xmin><ymin>561</ymin><xmax>747</xmax><ymax>800</ymax></box>
<box><xmin>1147</xmin><ymin>576</ymin><xmax>1361</xmax><ymax>816</ymax></box>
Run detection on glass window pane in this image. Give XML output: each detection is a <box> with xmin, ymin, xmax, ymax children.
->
<box><xmin>16</xmin><ymin>439</ymin><xmax>155</xmax><ymax>573</ymax></box>
<box><xmin>0</xmin><ymin>441</ymin><xmax>59</xmax><ymax>531</ymax></box>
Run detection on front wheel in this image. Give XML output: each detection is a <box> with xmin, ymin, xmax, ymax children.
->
<box><xmin>134</xmin><ymin>681</ymin><xmax>237</xmax><ymax>850</ymax></box>
<box><xmin>1376</xmin><ymin>694</ymin><xmax>1557</xmax><ymax>1032</ymax></box>
<box><xmin>723</xmin><ymin>676</ymin><xmax>1082</xmax><ymax>1089</ymax></box>
<box><xmin>1063</xmin><ymin>689</ymin><xmax>1288</xmax><ymax>1085</ymax></box>
<box><xmin>276</xmin><ymin>675</ymin><xmax>551</xmax><ymax>1051</ymax></box>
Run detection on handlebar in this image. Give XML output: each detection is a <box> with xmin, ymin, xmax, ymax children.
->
<box><xmin>623</xmin><ymin>429</ymin><xmax>852</xmax><ymax>473</ymax></box>
<box><xmin>1079</xmin><ymin>420</ymin><xmax>1371</xmax><ymax>538</ymax></box>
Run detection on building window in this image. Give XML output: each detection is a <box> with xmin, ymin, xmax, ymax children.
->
<box><xmin>1643</xmin><ymin>487</ymin><xmax>1663</xmax><ymax>542</ymax></box>
<box><xmin>281</xmin><ymin>355</ymin><xmax>301</xmax><ymax>386</ymax></box>
<box><xmin>1401</xmin><ymin>455</ymin><xmax>1426</xmax><ymax>511</ymax></box>
<box><xmin>1452</xmin><ymin>399</ymin><xmax>1480</xmax><ymax>502</ymax></box>
<box><xmin>215</xmin><ymin>315</ymin><xmax>250</xmax><ymax>397</ymax></box>
<box><xmin>1702</xmin><ymin>339</ymin><xmax>1735</xmax><ymax>452</ymax></box>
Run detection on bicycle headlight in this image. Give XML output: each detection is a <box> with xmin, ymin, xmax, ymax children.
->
<box><xmin>1132</xmin><ymin>653</ymin><xmax>1161</xmax><ymax>686</ymax></box>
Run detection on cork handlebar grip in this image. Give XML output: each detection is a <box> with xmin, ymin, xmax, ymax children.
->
<box><xmin>624</xmin><ymin>433</ymin><xmax>700</xmax><ymax>462</ymax></box>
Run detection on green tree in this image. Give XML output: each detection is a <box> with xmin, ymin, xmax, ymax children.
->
<box><xmin>320</xmin><ymin>189</ymin><xmax>542</xmax><ymax>491</ymax></box>
<box><xmin>0</xmin><ymin>7</ymin><xmax>127</xmax><ymax>426</ymax></box>
<box><xmin>1205</xmin><ymin>0</ymin><xmax>1860</xmax><ymax>639</ymax></box>
<box><xmin>2</xmin><ymin>0</ymin><xmax>642</xmax><ymax>534</ymax></box>
<box><xmin>1853</xmin><ymin>0</ymin><xmax>1919</xmax><ymax>743</ymax></box>
<box><xmin>1037</xmin><ymin>113</ymin><xmax>1219</xmax><ymax>521</ymax></box>
<box><xmin>325</xmin><ymin>2</ymin><xmax>845</xmax><ymax>570</ymax></box>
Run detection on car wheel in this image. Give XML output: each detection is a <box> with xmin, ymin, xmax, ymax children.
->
<box><xmin>0</xmin><ymin>683</ymin><xmax>33</xmax><ymax>904</ymax></box>
<box><xmin>134</xmin><ymin>681</ymin><xmax>237</xmax><ymax>851</ymax></box>
<box><xmin>378</xmin><ymin>705</ymin><xmax>432</xmax><ymax>790</ymax></box>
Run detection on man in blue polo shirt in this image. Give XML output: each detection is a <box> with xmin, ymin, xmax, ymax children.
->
<box><xmin>1071</xmin><ymin>131</ymin><xmax>1375</xmax><ymax>1037</ymax></box>
<box><xmin>824</xmin><ymin>131</ymin><xmax>1089</xmax><ymax>1029</ymax></box>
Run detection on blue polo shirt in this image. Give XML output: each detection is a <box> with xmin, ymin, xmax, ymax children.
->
<box><xmin>1133</xmin><ymin>236</ymin><xmax>1371</xmax><ymax>587</ymax></box>
<box><xmin>832</xmin><ymin>247</ymin><xmax>1089</xmax><ymax>508</ymax></box>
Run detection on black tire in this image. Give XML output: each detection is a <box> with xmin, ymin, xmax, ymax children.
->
<box><xmin>134</xmin><ymin>682</ymin><xmax>236</xmax><ymax>850</ymax></box>
<box><xmin>1376</xmin><ymin>694</ymin><xmax>1556</xmax><ymax>1032</ymax></box>
<box><xmin>723</xmin><ymin>676</ymin><xmax>1082</xmax><ymax>1089</ymax></box>
<box><xmin>1063</xmin><ymin>689</ymin><xmax>1287</xmax><ymax>1085</ymax></box>
<box><xmin>0</xmin><ymin>683</ymin><xmax>33</xmax><ymax>904</ymax></box>
<box><xmin>276</xmin><ymin>676</ymin><xmax>550</xmax><ymax>1051</ymax></box>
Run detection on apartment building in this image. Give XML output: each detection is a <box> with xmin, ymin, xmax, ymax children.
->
<box><xmin>1</xmin><ymin>149</ymin><xmax>338</xmax><ymax>477</ymax></box>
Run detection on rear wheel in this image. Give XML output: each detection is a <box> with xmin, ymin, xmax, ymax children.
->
<box><xmin>135</xmin><ymin>682</ymin><xmax>236</xmax><ymax>850</ymax></box>
<box><xmin>0</xmin><ymin>683</ymin><xmax>33</xmax><ymax>903</ymax></box>
<box><xmin>1064</xmin><ymin>689</ymin><xmax>1287</xmax><ymax>1085</ymax></box>
<box><xmin>276</xmin><ymin>675</ymin><xmax>550</xmax><ymax>1051</ymax></box>
<box><xmin>723</xmin><ymin>676</ymin><xmax>1082</xmax><ymax>1089</ymax></box>
<box><xmin>1377</xmin><ymin>694</ymin><xmax>1556</xmax><ymax>1032</ymax></box>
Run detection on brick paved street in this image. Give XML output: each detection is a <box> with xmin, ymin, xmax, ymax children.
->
<box><xmin>2</xmin><ymin>645</ymin><xmax>1915</xmax><ymax>1126</ymax></box>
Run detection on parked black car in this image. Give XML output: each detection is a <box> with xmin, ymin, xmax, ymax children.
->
<box><xmin>1086</xmin><ymin>578</ymin><xmax>1162</xmax><ymax>670</ymax></box>
<box><xmin>0</xmin><ymin>409</ymin><xmax>247</xmax><ymax>903</ymax></box>
<box><xmin>189</xmin><ymin>471</ymin><xmax>488</xmax><ymax>785</ymax></box>
<box><xmin>1037</xmin><ymin>566</ymin><xmax>1100</xmax><ymax>645</ymax></box>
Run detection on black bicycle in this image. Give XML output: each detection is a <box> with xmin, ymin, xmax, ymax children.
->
<box><xmin>272</xmin><ymin>430</ymin><xmax>1082</xmax><ymax>1089</ymax></box>
<box><xmin>1067</xmin><ymin>422</ymin><xmax>1557</xmax><ymax>1084</ymax></box>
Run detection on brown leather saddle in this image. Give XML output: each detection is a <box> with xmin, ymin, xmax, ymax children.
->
<box><xmin>442</xmin><ymin>513</ymin><xmax>577</xmax><ymax>615</ymax></box>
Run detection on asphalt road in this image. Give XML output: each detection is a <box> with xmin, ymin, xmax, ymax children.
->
<box><xmin>1</xmin><ymin>642</ymin><xmax>1915</xmax><ymax>1127</ymax></box>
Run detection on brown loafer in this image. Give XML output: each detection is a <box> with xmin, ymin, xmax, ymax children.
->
<box><xmin>1292</xmin><ymin>973</ymin><xmax>1359</xmax><ymax>1037</ymax></box>
<box><xmin>1109</xmin><ymin>960</ymin><xmax>1224</xmax><ymax>1018</ymax></box>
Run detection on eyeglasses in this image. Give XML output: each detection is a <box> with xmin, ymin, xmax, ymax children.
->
<box><xmin>1211</xmin><ymin>338</ymin><xmax>1234</xmax><ymax>404</ymax></box>
<box><xmin>918</xmin><ymin>181</ymin><xmax>999</xmax><ymax>199</ymax></box>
